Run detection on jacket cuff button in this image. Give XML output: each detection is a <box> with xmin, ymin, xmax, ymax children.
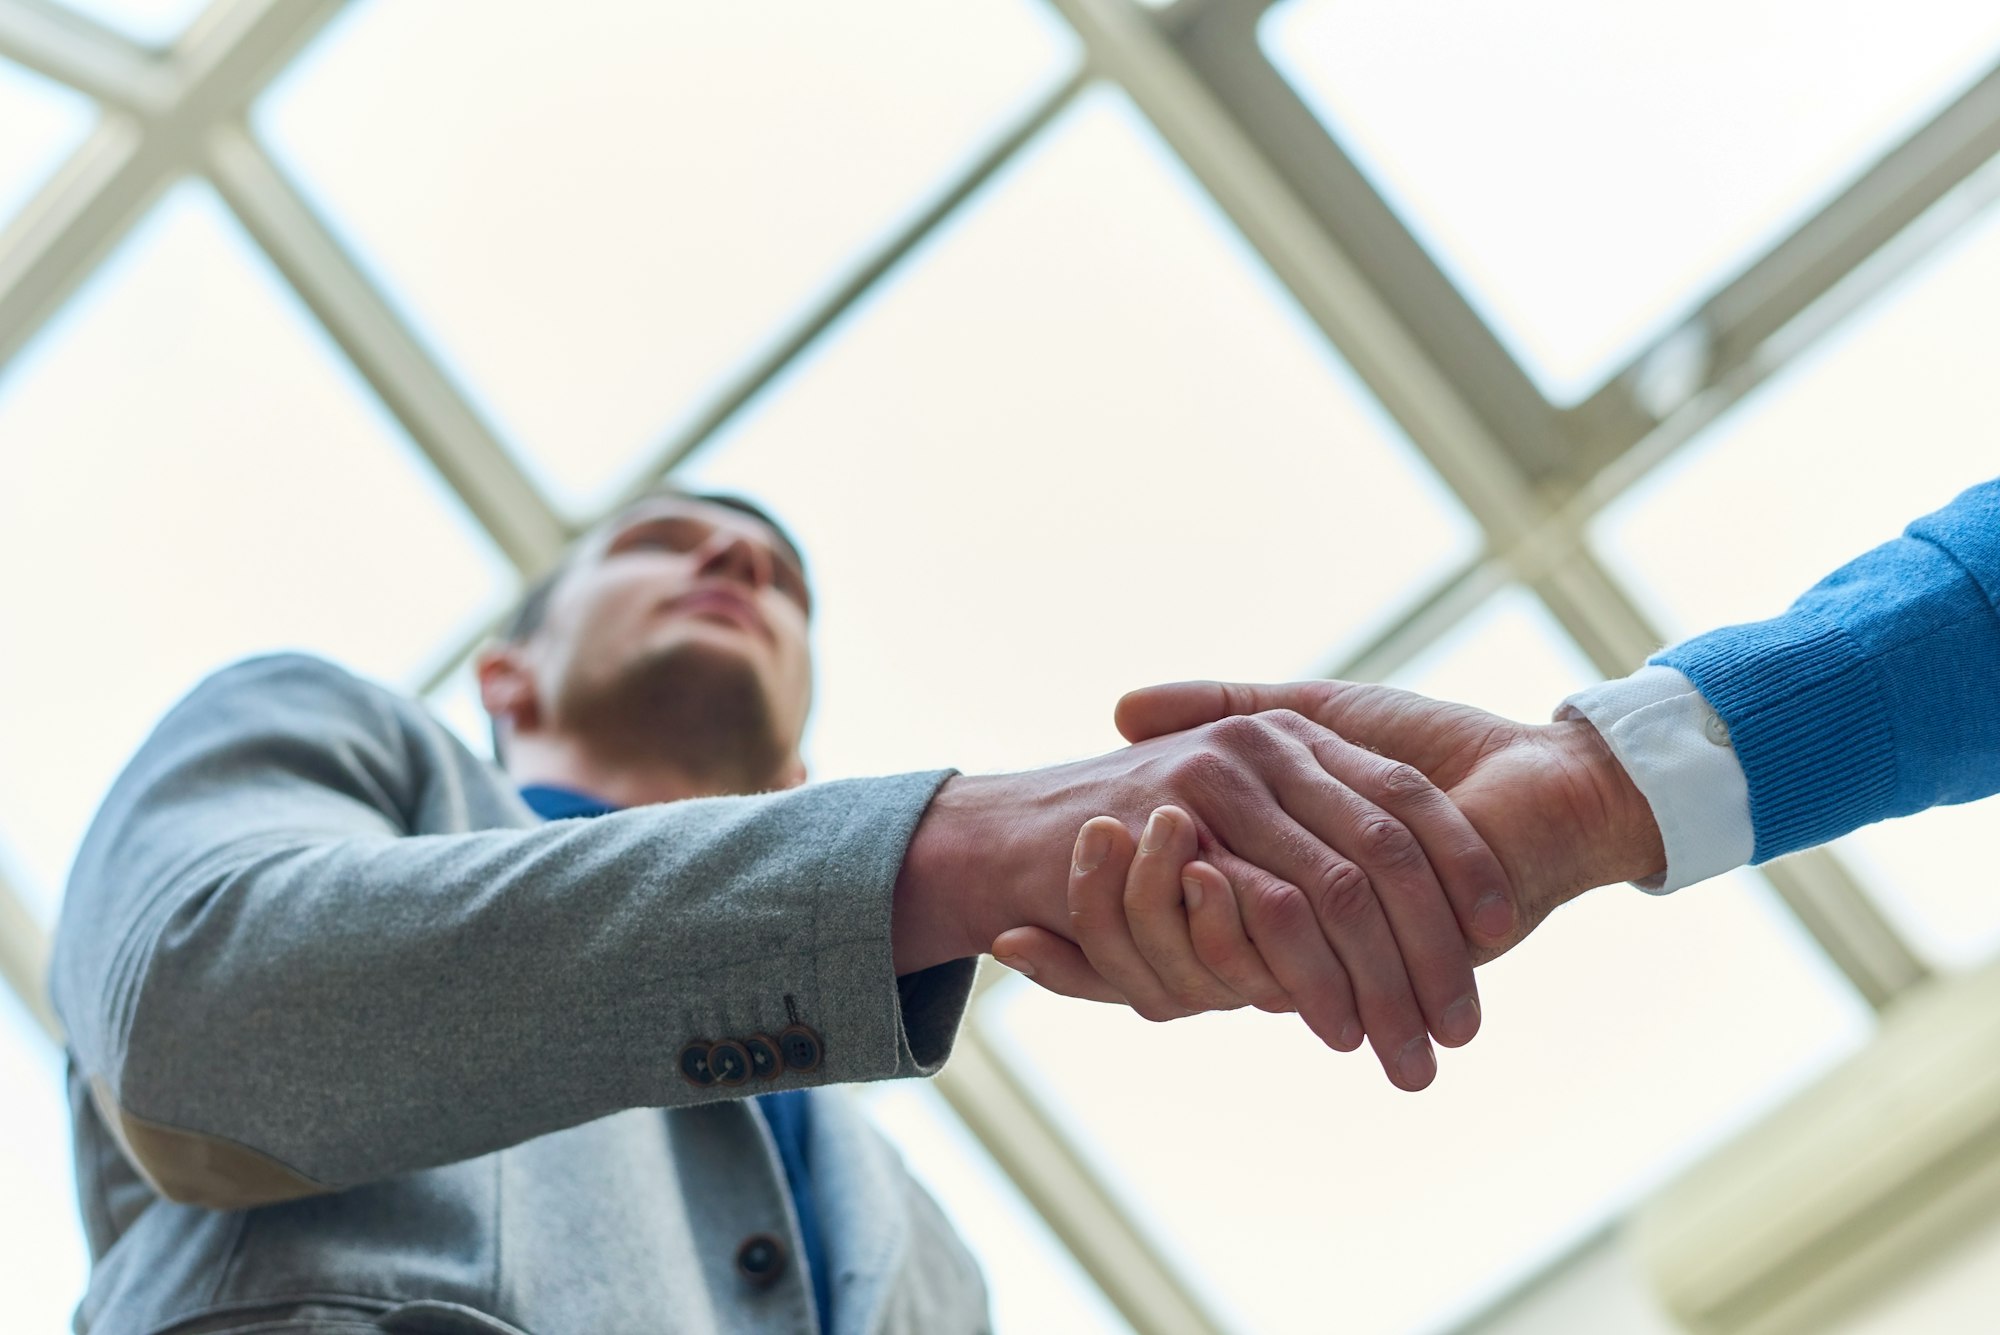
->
<box><xmin>709</xmin><ymin>1038</ymin><xmax>752</xmax><ymax>1087</ymax></box>
<box><xmin>777</xmin><ymin>1023</ymin><xmax>823</xmax><ymax>1073</ymax></box>
<box><xmin>678</xmin><ymin>1041</ymin><xmax>715</xmax><ymax>1087</ymax></box>
<box><xmin>744</xmin><ymin>1033</ymin><xmax>782</xmax><ymax>1080</ymax></box>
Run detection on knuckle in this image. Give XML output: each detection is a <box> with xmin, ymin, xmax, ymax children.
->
<box><xmin>1353</xmin><ymin>813</ymin><xmax>1424</xmax><ymax>874</ymax></box>
<box><xmin>1207</xmin><ymin>714</ymin><xmax>1266</xmax><ymax>750</ymax></box>
<box><xmin>1311</xmin><ymin>859</ymin><xmax>1377</xmax><ymax>930</ymax></box>
<box><xmin>1243</xmin><ymin>878</ymin><xmax>1312</xmax><ymax>934</ymax></box>
<box><xmin>1375</xmin><ymin>760</ymin><xmax>1435</xmax><ymax>807</ymax></box>
<box><xmin>1264</xmin><ymin>708</ymin><xmax>1311</xmax><ymax>735</ymax></box>
<box><xmin>1451</xmin><ymin>844</ymin><xmax>1510</xmax><ymax>898</ymax></box>
<box><xmin>1172</xmin><ymin>746</ymin><xmax>1235</xmax><ymax>793</ymax></box>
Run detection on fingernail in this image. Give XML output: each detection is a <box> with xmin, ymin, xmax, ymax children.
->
<box><xmin>1398</xmin><ymin>1036</ymin><xmax>1437</xmax><ymax>1089</ymax></box>
<box><xmin>994</xmin><ymin>954</ymin><xmax>1035</xmax><ymax>978</ymax></box>
<box><xmin>1441</xmin><ymin>994</ymin><xmax>1480</xmax><ymax>1045</ymax></box>
<box><xmin>1473</xmin><ymin>894</ymin><xmax>1515</xmax><ymax>941</ymax></box>
<box><xmin>1181</xmin><ymin>875</ymin><xmax>1204</xmax><ymax>912</ymax></box>
<box><xmin>1074</xmin><ymin>825</ymin><xmax>1110</xmax><ymax>873</ymax></box>
<box><xmin>1141</xmin><ymin>809</ymin><xmax>1173</xmax><ymax>853</ymax></box>
<box><xmin>1337</xmin><ymin>1021</ymin><xmax>1362</xmax><ymax>1052</ymax></box>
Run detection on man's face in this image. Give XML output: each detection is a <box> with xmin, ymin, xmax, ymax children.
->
<box><xmin>487</xmin><ymin>495</ymin><xmax>814</xmax><ymax>791</ymax></box>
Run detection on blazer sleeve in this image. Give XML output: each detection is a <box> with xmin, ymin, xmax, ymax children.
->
<box><xmin>1652</xmin><ymin>476</ymin><xmax>2000</xmax><ymax>863</ymax></box>
<box><xmin>49</xmin><ymin>653</ymin><xmax>974</xmax><ymax>1207</ymax></box>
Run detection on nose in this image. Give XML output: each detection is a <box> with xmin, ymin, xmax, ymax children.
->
<box><xmin>695</xmin><ymin>527</ymin><xmax>775</xmax><ymax>592</ymax></box>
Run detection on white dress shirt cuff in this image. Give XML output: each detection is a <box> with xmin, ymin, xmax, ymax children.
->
<box><xmin>1555</xmin><ymin>664</ymin><xmax>1753</xmax><ymax>894</ymax></box>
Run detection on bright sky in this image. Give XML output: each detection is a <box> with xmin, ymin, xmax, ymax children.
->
<box><xmin>1</xmin><ymin>2</ymin><xmax>1997</xmax><ymax>1332</ymax></box>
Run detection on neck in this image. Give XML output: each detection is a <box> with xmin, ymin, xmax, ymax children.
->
<box><xmin>502</xmin><ymin>732</ymin><xmax>755</xmax><ymax>806</ymax></box>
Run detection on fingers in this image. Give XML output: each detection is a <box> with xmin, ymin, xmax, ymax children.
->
<box><xmin>1123</xmin><ymin>808</ymin><xmax>1246</xmax><ymax>1014</ymax></box>
<box><xmin>990</xmin><ymin>927</ymin><xmax>1127</xmax><ymax>1004</ymax></box>
<box><xmin>994</xmin><ymin>813</ymin><xmax>1285</xmax><ymax>1020</ymax></box>
<box><xmin>1332</xmin><ymin>741</ymin><xmax>1509</xmax><ymax>1026</ymax></box>
<box><xmin>1184</xmin><ymin>716</ymin><xmax>1446</xmax><ymax>1088</ymax></box>
<box><xmin>1180</xmin><ymin>861</ymin><xmax>1291</xmax><ymax>1013</ymax></box>
<box><xmin>1063</xmin><ymin>817</ymin><xmax>1190</xmax><ymax>1024</ymax></box>
<box><xmin>1206</xmin><ymin>847</ymin><xmax>1365</xmax><ymax>1054</ymax></box>
<box><xmin>1269</xmin><ymin>732</ymin><xmax>1482</xmax><ymax>1050</ymax></box>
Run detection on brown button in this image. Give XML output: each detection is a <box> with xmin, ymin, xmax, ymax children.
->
<box><xmin>777</xmin><ymin>1023</ymin><xmax>823</xmax><ymax>1074</ymax></box>
<box><xmin>744</xmin><ymin>1033</ymin><xmax>782</xmax><ymax>1081</ymax></box>
<box><xmin>735</xmin><ymin>1232</ymin><xmax>787</xmax><ymax>1288</ymax></box>
<box><xmin>709</xmin><ymin>1039</ymin><xmax>751</xmax><ymax>1087</ymax></box>
<box><xmin>678</xmin><ymin>1041</ymin><xmax>715</xmax><ymax>1088</ymax></box>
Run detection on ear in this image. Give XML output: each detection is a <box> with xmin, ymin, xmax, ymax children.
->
<box><xmin>475</xmin><ymin>644</ymin><xmax>541</xmax><ymax>736</ymax></box>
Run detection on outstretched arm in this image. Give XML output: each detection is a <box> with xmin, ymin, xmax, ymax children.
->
<box><xmin>1003</xmin><ymin>476</ymin><xmax>2000</xmax><ymax>1014</ymax></box>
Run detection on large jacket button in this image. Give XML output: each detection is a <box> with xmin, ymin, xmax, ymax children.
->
<box><xmin>777</xmin><ymin>1023</ymin><xmax>823</xmax><ymax>1074</ymax></box>
<box><xmin>735</xmin><ymin>1232</ymin><xmax>787</xmax><ymax>1288</ymax></box>
<box><xmin>709</xmin><ymin>1039</ymin><xmax>751</xmax><ymax>1087</ymax></box>
<box><xmin>678</xmin><ymin>1041</ymin><xmax>715</xmax><ymax>1087</ymax></box>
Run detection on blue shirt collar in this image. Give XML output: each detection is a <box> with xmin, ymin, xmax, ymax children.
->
<box><xmin>517</xmin><ymin>784</ymin><xmax>621</xmax><ymax>822</ymax></box>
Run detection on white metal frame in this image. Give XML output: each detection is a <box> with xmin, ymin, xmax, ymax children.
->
<box><xmin>3</xmin><ymin>0</ymin><xmax>1999</xmax><ymax>1330</ymax></box>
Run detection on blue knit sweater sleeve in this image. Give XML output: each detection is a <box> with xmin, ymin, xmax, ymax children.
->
<box><xmin>1651</xmin><ymin>477</ymin><xmax>2000</xmax><ymax>864</ymax></box>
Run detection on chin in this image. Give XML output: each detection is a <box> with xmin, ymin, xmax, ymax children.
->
<box><xmin>567</xmin><ymin>635</ymin><xmax>797</xmax><ymax>794</ymax></box>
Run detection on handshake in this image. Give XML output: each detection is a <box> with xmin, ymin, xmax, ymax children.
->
<box><xmin>893</xmin><ymin>677</ymin><xmax>1668</xmax><ymax>1092</ymax></box>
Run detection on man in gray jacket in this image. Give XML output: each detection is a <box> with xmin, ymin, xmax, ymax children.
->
<box><xmin>52</xmin><ymin>488</ymin><xmax>1511</xmax><ymax>1334</ymax></box>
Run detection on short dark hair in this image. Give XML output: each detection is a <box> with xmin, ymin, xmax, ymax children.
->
<box><xmin>486</xmin><ymin>487</ymin><xmax>807</xmax><ymax>761</ymax></box>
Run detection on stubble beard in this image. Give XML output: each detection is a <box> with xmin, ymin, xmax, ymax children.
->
<box><xmin>561</xmin><ymin>639</ymin><xmax>792</xmax><ymax>796</ymax></box>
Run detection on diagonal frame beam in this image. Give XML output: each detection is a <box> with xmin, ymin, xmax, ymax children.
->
<box><xmin>0</xmin><ymin>0</ymin><xmax>169</xmax><ymax>110</ymax></box>
<box><xmin>0</xmin><ymin>0</ymin><xmax>345</xmax><ymax>381</ymax></box>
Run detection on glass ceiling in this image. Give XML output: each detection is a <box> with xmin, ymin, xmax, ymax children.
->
<box><xmin>257</xmin><ymin>0</ymin><xmax>1079</xmax><ymax>517</ymax></box>
<box><xmin>1265</xmin><ymin>0</ymin><xmax>2000</xmax><ymax>402</ymax></box>
<box><xmin>1</xmin><ymin>2</ymin><xmax>1997</xmax><ymax>1332</ymax></box>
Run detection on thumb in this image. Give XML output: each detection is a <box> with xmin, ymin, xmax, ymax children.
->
<box><xmin>1114</xmin><ymin>679</ymin><xmax>1330</xmax><ymax>743</ymax></box>
<box><xmin>990</xmin><ymin>928</ymin><xmax>1128</xmax><ymax>1005</ymax></box>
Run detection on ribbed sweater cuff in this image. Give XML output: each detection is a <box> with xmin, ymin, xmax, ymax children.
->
<box><xmin>1652</xmin><ymin>613</ymin><xmax>1897</xmax><ymax>863</ymax></box>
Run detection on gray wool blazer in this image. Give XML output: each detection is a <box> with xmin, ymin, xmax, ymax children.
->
<box><xmin>49</xmin><ymin>654</ymin><xmax>988</xmax><ymax>1335</ymax></box>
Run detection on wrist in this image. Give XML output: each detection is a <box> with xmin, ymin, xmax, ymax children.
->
<box><xmin>1552</xmin><ymin>716</ymin><xmax>1666</xmax><ymax>889</ymax></box>
<box><xmin>892</xmin><ymin>774</ymin><xmax>1032</xmax><ymax>974</ymax></box>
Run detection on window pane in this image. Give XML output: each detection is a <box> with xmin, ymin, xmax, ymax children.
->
<box><xmin>1593</xmin><ymin>179</ymin><xmax>2000</xmax><ymax>969</ymax></box>
<box><xmin>0</xmin><ymin>60</ymin><xmax>92</xmax><ymax>231</ymax></box>
<box><xmin>1264</xmin><ymin>0</ymin><xmax>2000</xmax><ymax>402</ymax></box>
<box><xmin>46</xmin><ymin>0</ymin><xmax>206</xmax><ymax>46</ymax></box>
<box><xmin>0</xmin><ymin>992</ymin><xmax>86</xmax><ymax>1335</ymax></box>
<box><xmin>983</xmin><ymin>588</ymin><xmax>1868</xmax><ymax>1335</ymax></box>
<box><xmin>859</xmin><ymin>1080</ymin><xmax>1133</xmax><ymax>1335</ymax></box>
<box><xmin>257</xmin><ymin>0</ymin><xmax>1078</xmax><ymax>517</ymax></box>
<box><xmin>0</xmin><ymin>183</ymin><xmax>513</xmax><ymax>916</ymax></box>
<box><xmin>678</xmin><ymin>89</ymin><xmax>1479</xmax><ymax>782</ymax></box>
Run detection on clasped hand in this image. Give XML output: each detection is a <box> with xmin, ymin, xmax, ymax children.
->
<box><xmin>980</xmin><ymin>679</ymin><xmax>1665</xmax><ymax>1092</ymax></box>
